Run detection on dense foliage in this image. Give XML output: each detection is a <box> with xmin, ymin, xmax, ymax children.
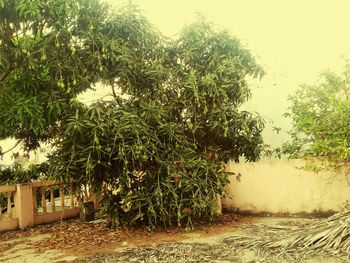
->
<box><xmin>0</xmin><ymin>0</ymin><xmax>110</xmax><ymax>150</ymax></box>
<box><xmin>0</xmin><ymin>162</ymin><xmax>49</xmax><ymax>185</ymax></box>
<box><xmin>1</xmin><ymin>0</ymin><xmax>265</xmax><ymax>227</ymax></box>
<box><xmin>283</xmin><ymin>64</ymin><xmax>350</xmax><ymax>162</ymax></box>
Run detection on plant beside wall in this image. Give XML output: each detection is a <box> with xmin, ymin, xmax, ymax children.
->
<box><xmin>226</xmin><ymin>63</ymin><xmax>350</xmax><ymax>259</ymax></box>
<box><xmin>282</xmin><ymin>64</ymin><xmax>350</xmax><ymax>165</ymax></box>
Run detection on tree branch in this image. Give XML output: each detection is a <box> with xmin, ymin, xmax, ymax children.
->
<box><xmin>111</xmin><ymin>80</ymin><xmax>117</xmax><ymax>99</ymax></box>
<box><xmin>0</xmin><ymin>67</ymin><xmax>12</xmax><ymax>83</ymax></box>
<box><xmin>0</xmin><ymin>140</ymin><xmax>21</xmax><ymax>156</ymax></box>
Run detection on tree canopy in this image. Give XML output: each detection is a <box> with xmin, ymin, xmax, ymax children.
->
<box><xmin>0</xmin><ymin>0</ymin><xmax>113</xmax><ymax>151</ymax></box>
<box><xmin>1</xmin><ymin>0</ymin><xmax>265</xmax><ymax>227</ymax></box>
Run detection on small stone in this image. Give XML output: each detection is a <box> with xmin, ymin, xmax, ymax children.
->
<box><xmin>122</xmin><ymin>241</ymin><xmax>128</xmax><ymax>246</ymax></box>
<box><xmin>89</xmin><ymin>219</ymin><xmax>107</xmax><ymax>224</ymax></box>
<box><xmin>59</xmin><ymin>256</ymin><xmax>77</xmax><ymax>261</ymax></box>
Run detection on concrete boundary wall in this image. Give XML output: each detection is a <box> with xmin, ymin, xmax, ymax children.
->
<box><xmin>223</xmin><ymin>159</ymin><xmax>350</xmax><ymax>215</ymax></box>
<box><xmin>0</xmin><ymin>219</ymin><xmax>18</xmax><ymax>232</ymax></box>
<box><xmin>34</xmin><ymin>208</ymin><xmax>80</xmax><ymax>225</ymax></box>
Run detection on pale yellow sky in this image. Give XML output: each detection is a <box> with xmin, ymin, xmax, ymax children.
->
<box><xmin>129</xmin><ymin>0</ymin><xmax>350</xmax><ymax>75</ymax></box>
<box><xmin>2</xmin><ymin>0</ymin><xmax>350</xmax><ymax>163</ymax></box>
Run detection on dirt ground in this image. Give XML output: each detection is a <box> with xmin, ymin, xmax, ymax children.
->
<box><xmin>0</xmin><ymin>215</ymin><xmax>345</xmax><ymax>263</ymax></box>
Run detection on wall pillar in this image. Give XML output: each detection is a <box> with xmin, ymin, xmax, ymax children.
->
<box><xmin>15</xmin><ymin>183</ymin><xmax>34</xmax><ymax>228</ymax></box>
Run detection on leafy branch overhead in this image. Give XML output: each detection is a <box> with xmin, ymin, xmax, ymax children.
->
<box><xmin>0</xmin><ymin>0</ymin><xmax>115</xmax><ymax>150</ymax></box>
<box><xmin>0</xmin><ymin>0</ymin><xmax>265</xmax><ymax>227</ymax></box>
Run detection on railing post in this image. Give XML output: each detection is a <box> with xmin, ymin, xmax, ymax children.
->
<box><xmin>7</xmin><ymin>192</ymin><xmax>12</xmax><ymax>218</ymax></box>
<box><xmin>69</xmin><ymin>183</ymin><xmax>74</xmax><ymax>208</ymax></box>
<box><xmin>41</xmin><ymin>187</ymin><xmax>47</xmax><ymax>213</ymax></box>
<box><xmin>59</xmin><ymin>184</ymin><xmax>65</xmax><ymax>209</ymax></box>
<box><xmin>14</xmin><ymin>183</ymin><xmax>34</xmax><ymax>228</ymax></box>
<box><xmin>50</xmin><ymin>185</ymin><xmax>55</xmax><ymax>212</ymax></box>
<box><xmin>33</xmin><ymin>188</ymin><xmax>37</xmax><ymax>214</ymax></box>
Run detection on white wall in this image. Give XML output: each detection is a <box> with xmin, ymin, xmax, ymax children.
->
<box><xmin>0</xmin><ymin>139</ymin><xmax>47</xmax><ymax>166</ymax></box>
<box><xmin>223</xmin><ymin>159</ymin><xmax>350</xmax><ymax>215</ymax></box>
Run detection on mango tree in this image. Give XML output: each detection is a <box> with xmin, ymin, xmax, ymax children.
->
<box><xmin>0</xmin><ymin>0</ymin><xmax>265</xmax><ymax>228</ymax></box>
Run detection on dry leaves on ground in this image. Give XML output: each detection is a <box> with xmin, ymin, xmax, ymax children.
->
<box><xmin>0</xmin><ymin>214</ymin><xmax>240</xmax><ymax>259</ymax></box>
